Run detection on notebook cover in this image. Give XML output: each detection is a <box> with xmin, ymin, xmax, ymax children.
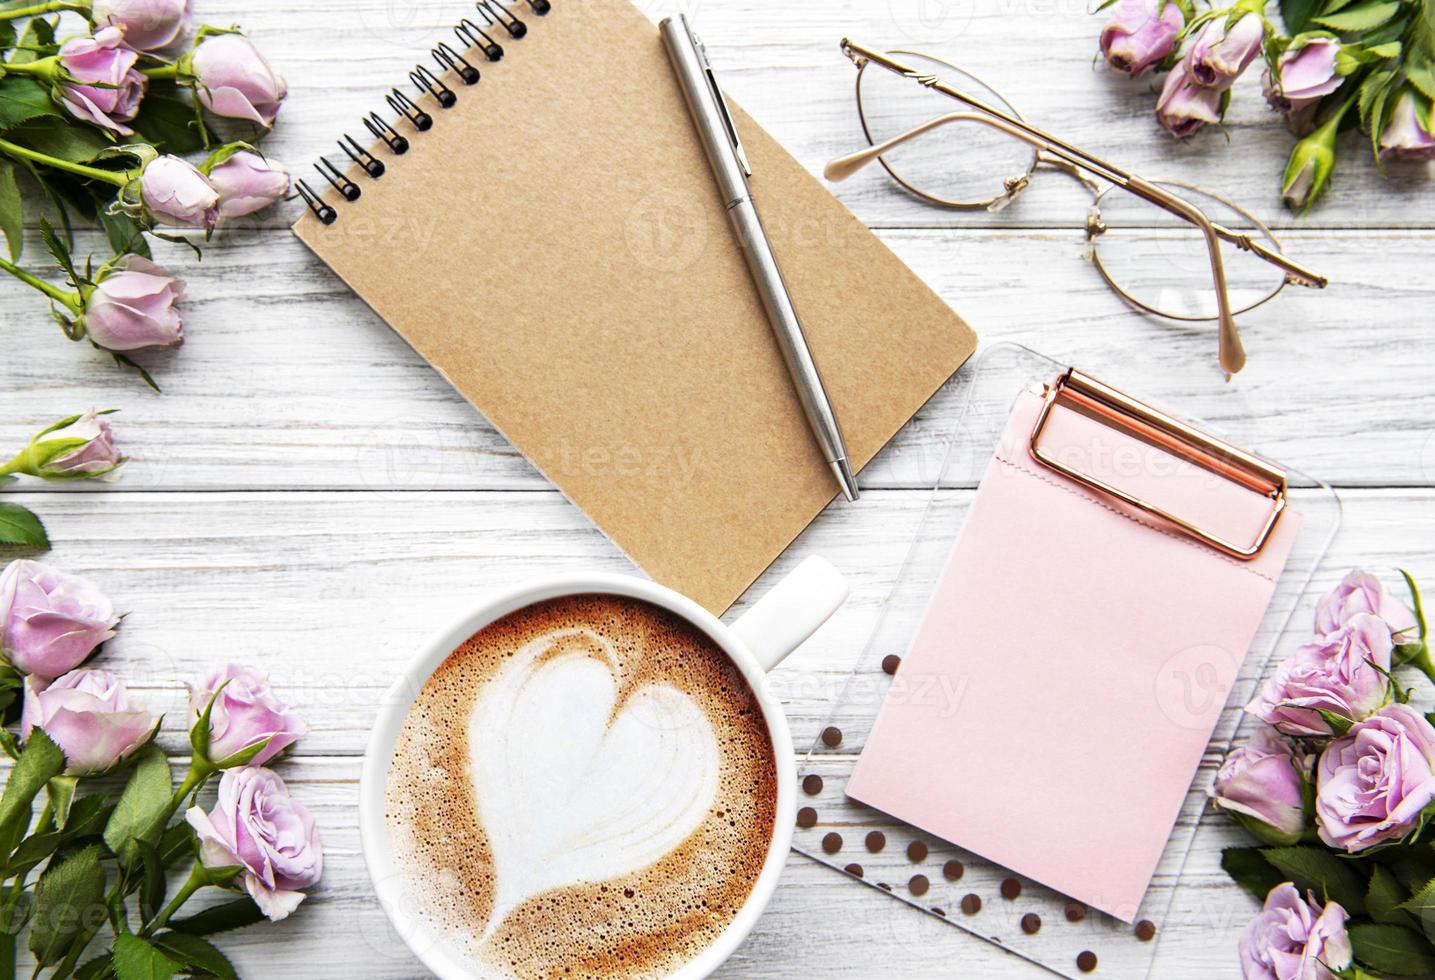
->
<box><xmin>845</xmin><ymin>388</ymin><xmax>1300</xmax><ymax>919</ymax></box>
<box><xmin>292</xmin><ymin>0</ymin><xmax>976</xmax><ymax>613</ymax></box>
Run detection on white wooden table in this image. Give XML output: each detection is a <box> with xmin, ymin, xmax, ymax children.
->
<box><xmin>3</xmin><ymin>0</ymin><xmax>1433</xmax><ymax>976</ymax></box>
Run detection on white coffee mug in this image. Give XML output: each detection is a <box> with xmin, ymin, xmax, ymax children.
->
<box><xmin>359</xmin><ymin>556</ymin><xmax>849</xmax><ymax>979</ymax></box>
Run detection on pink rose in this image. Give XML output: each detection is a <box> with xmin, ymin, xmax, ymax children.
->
<box><xmin>1239</xmin><ymin>883</ymin><xmax>1351</xmax><ymax>980</ymax></box>
<box><xmin>1156</xmin><ymin>60</ymin><xmax>1225</xmax><ymax>137</ymax></box>
<box><xmin>1379</xmin><ymin>91</ymin><xmax>1435</xmax><ymax>162</ymax></box>
<box><xmin>188</xmin><ymin>663</ymin><xmax>308</xmax><ymax>766</ymax></box>
<box><xmin>57</xmin><ymin>26</ymin><xmax>147</xmax><ymax>134</ymax></box>
<box><xmin>1247</xmin><ymin>614</ymin><xmax>1393</xmax><ymax>736</ymax></box>
<box><xmin>3</xmin><ymin>410</ymin><xmax>125</xmax><ymax>482</ymax></box>
<box><xmin>1212</xmin><ymin>728</ymin><xmax>1308</xmax><ymax>845</ymax></box>
<box><xmin>186</xmin><ymin>767</ymin><xmax>323</xmax><ymax>921</ymax></box>
<box><xmin>1187</xmin><ymin>14</ymin><xmax>1265</xmax><ymax>89</ymax></box>
<box><xmin>1315</xmin><ymin>568</ymin><xmax>1418</xmax><ymax>644</ymax></box>
<box><xmin>1263</xmin><ymin>37</ymin><xmax>1341</xmax><ymax>115</ymax></box>
<box><xmin>207</xmin><ymin>151</ymin><xmax>290</xmax><ymax>218</ymax></box>
<box><xmin>83</xmin><ymin>255</ymin><xmax>186</xmax><ymax>351</ymax></box>
<box><xmin>21</xmin><ymin>669</ymin><xmax>155</xmax><ymax>775</ymax></box>
<box><xmin>0</xmin><ymin>560</ymin><xmax>119</xmax><ymax>681</ymax></box>
<box><xmin>1099</xmin><ymin>0</ymin><xmax>1184</xmax><ymax>78</ymax></box>
<box><xmin>190</xmin><ymin>34</ymin><xmax>287</xmax><ymax>127</ymax></box>
<box><xmin>92</xmin><ymin>0</ymin><xmax>191</xmax><ymax>51</ymax></box>
<box><xmin>141</xmin><ymin>155</ymin><xmax>220</xmax><ymax>229</ymax></box>
<box><xmin>1316</xmin><ymin>703</ymin><xmax>1435</xmax><ymax>852</ymax></box>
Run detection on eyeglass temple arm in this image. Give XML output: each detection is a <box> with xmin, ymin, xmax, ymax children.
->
<box><xmin>827</xmin><ymin>113</ymin><xmax>1246</xmax><ymax>375</ymax></box>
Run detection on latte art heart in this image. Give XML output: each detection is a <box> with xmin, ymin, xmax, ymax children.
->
<box><xmin>469</xmin><ymin>628</ymin><xmax>720</xmax><ymax>940</ymax></box>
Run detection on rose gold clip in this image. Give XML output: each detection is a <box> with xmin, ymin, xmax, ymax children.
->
<box><xmin>1028</xmin><ymin>369</ymin><xmax>1287</xmax><ymax>559</ymax></box>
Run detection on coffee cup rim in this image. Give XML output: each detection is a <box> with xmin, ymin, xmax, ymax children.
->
<box><xmin>359</xmin><ymin>571</ymin><xmax>797</xmax><ymax>980</ymax></box>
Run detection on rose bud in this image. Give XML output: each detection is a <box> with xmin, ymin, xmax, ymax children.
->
<box><xmin>1248</xmin><ymin>614</ymin><xmax>1394</xmax><ymax>736</ymax></box>
<box><xmin>1239</xmin><ymin>883</ymin><xmax>1351</xmax><ymax>980</ymax></box>
<box><xmin>1379</xmin><ymin>90</ymin><xmax>1435</xmax><ymax>162</ymax></box>
<box><xmin>206</xmin><ymin>150</ymin><xmax>290</xmax><ymax>218</ymax></box>
<box><xmin>140</xmin><ymin>154</ymin><xmax>220</xmax><ymax>229</ymax></box>
<box><xmin>1187</xmin><ymin>13</ymin><xmax>1265</xmax><ymax>88</ymax></box>
<box><xmin>1156</xmin><ymin>61</ymin><xmax>1225</xmax><ymax>137</ymax></box>
<box><xmin>81</xmin><ymin>254</ymin><xmax>186</xmax><ymax>351</ymax></box>
<box><xmin>1099</xmin><ymin>0</ymin><xmax>1184</xmax><ymax>78</ymax></box>
<box><xmin>1263</xmin><ymin>37</ymin><xmax>1341</xmax><ymax>115</ymax></box>
<box><xmin>1316</xmin><ymin>703</ymin><xmax>1435</xmax><ymax>852</ymax></box>
<box><xmin>21</xmin><ymin>669</ymin><xmax>156</xmax><ymax>775</ymax></box>
<box><xmin>0</xmin><ymin>410</ymin><xmax>125</xmax><ymax>483</ymax></box>
<box><xmin>1281</xmin><ymin>114</ymin><xmax>1338</xmax><ymax>212</ymax></box>
<box><xmin>188</xmin><ymin>663</ymin><xmax>308</xmax><ymax>766</ymax></box>
<box><xmin>91</xmin><ymin>0</ymin><xmax>192</xmax><ymax>52</ymax></box>
<box><xmin>56</xmin><ymin>26</ymin><xmax>147</xmax><ymax>134</ymax></box>
<box><xmin>186</xmin><ymin>767</ymin><xmax>323</xmax><ymax>921</ymax></box>
<box><xmin>1316</xmin><ymin>568</ymin><xmax>1418</xmax><ymax>643</ymax></box>
<box><xmin>189</xmin><ymin>34</ymin><xmax>288</xmax><ymax>127</ymax></box>
<box><xmin>0</xmin><ymin>559</ymin><xmax>119</xmax><ymax>681</ymax></box>
<box><xmin>1211</xmin><ymin>729</ymin><xmax>1309</xmax><ymax>846</ymax></box>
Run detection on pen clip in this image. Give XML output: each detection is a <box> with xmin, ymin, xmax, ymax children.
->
<box><xmin>689</xmin><ymin>24</ymin><xmax>752</xmax><ymax>177</ymax></box>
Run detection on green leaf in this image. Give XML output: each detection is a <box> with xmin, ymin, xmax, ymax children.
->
<box><xmin>1222</xmin><ymin>847</ymin><xmax>1287</xmax><ymax>902</ymax></box>
<box><xmin>0</xmin><ymin>502</ymin><xmax>49</xmax><ymax>551</ymax></box>
<box><xmin>102</xmin><ymin>746</ymin><xmax>172</xmax><ymax>865</ymax></box>
<box><xmin>1313</xmin><ymin>0</ymin><xmax>1401</xmax><ymax>31</ymax></box>
<box><xmin>28</xmin><ymin>845</ymin><xmax>105</xmax><ymax>967</ymax></box>
<box><xmin>1316</xmin><ymin>708</ymin><xmax>1355</xmax><ymax>735</ymax></box>
<box><xmin>0</xmin><ymin>728</ymin><xmax>64</xmax><ymax>858</ymax></box>
<box><xmin>0</xmin><ymin>158</ymin><xmax>20</xmax><ymax>261</ymax></box>
<box><xmin>131</xmin><ymin>88</ymin><xmax>206</xmax><ymax>155</ymax></box>
<box><xmin>1401</xmin><ymin>877</ymin><xmax>1435</xmax><ymax>942</ymax></box>
<box><xmin>11</xmin><ymin>16</ymin><xmax>54</xmax><ymax>65</ymax></box>
<box><xmin>0</xmin><ymin>75</ymin><xmax>59</xmax><ymax>132</ymax></box>
<box><xmin>75</xmin><ymin>955</ymin><xmax>114</xmax><ymax>980</ymax></box>
<box><xmin>39</xmin><ymin>215</ymin><xmax>77</xmax><ymax>285</ymax></box>
<box><xmin>151</xmin><ymin>933</ymin><xmax>235</xmax><ymax>980</ymax></box>
<box><xmin>211</xmin><ymin>736</ymin><xmax>273</xmax><ymax>771</ymax></box>
<box><xmin>135</xmin><ymin>839</ymin><xmax>166</xmax><ymax>927</ymax></box>
<box><xmin>111</xmin><ymin>934</ymin><xmax>182</xmax><ymax>980</ymax></box>
<box><xmin>46</xmin><ymin>774</ymin><xmax>79</xmax><ymax>828</ymax></box>
<box><xmin>7</xmin><ymin>117</ymin><xmax>113</xmax><ymax>164</ymax></box>
<box><xmin>1350</xmin><ymin>922</ymin><xmax>1435</xmax><ymax>975</ymax></box>
<box><xmin>167</xmin><ymin>897</ymin><xmax>264</xmax><ymax>937</ymax></box>
<box><xmin>1369</xmin><ymin>865</ymin><xmax>1417</xmax><ymax>927</ymax></box>
<box><xmin>1281</xmin><ymin>0</ymin><xmax>1322</xmax><ymax>33</ymax></box>
<box><xmin>1261</xmin><ymin>846</ymin><xmax>1369</xmax><ymax>914</ymax></box>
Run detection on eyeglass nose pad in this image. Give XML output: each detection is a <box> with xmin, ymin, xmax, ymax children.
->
<box><xmin>1082</xmin><ymin>206</ymin><xmax>1106</xmax><ymax>261</ymax></box>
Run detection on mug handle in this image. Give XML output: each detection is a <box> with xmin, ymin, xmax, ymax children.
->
<box><xmin>731</xmin><ymin>556</ymin><xmax>849</xmax><ymax>672</ymax></box>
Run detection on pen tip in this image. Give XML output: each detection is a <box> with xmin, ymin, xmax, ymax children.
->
<box><xmin>832</xmin><ymin>458</ymin><xmax>859</xmax><ymax>502</ymax></box>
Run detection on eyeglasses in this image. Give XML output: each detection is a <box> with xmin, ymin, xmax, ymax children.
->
<box><xmin>826</xmin><ymin>41</ymin><xmax>1329</xmax><ymax>376</ymax></box>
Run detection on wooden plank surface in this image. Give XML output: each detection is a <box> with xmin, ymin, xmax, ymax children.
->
<box><xmin>2</xmin><ymin>0</ymin><xmax>1432</xmax><ymax>976</ymax></box>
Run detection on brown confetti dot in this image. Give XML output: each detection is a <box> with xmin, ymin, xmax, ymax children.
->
<box><xmin>821</xmin><ymin>832</ymin><xmax>842</xmax><ymax>854</ymax></box>
<box><xmin>906</xmin><ymin>840</ymin><xmax>928</xmax><ymax>862</ymax></box>
<box><xmin>821</xmin><ymin>726</ymin><xmax>843</xmax><ymax>747</ymax></box>
<box><xmin>844</xmin><ymin>863</ymin><xmax>863</xmax><ymax>878</ymax></box>
<box><xmin>908</xmin><ymin>874</ymin><xmax>929</xmax><ymax>897</ymax></box>
<box><xmin>881</xmin><ymin>654</ymin><xmax>902</xmax><ymax>675</ymax></box>
<box><xmin>1000</xmin><ymin>877</ymin><xmax>1022</xmax><ymax>900</ymax></box>
<box><xmin>960</xmin><ymin>894</ymin><xmax>982</xmax><ymax>915</ymax></box>
<box><xmin>1065</xmin><ymin>901</ymin><xmax>1087</xmax><ymax>922</ymax></box>
<box><xmin>865</xmin><ymin>831</ymin><xmax>886</xmax><ymax>853</ymax></box>
<box><xmin>942</xmin><ymin>859</ymin><xmax>964</xmax><ymax>881</ymax></box>
<box><xmin>878</xmin><ymin>882</ymin><xmax>893</xmax><ymax>892</ymax></box>
<box><xmin>1077</xmin><ymin>951</ymin><xmax>1098</xmax><ymax>973</ymax></box>
<box><xmin>931</xmin><ymin>907</ymin><xmax>946</xmax><ymax>917</ymax></box>
<box><xmin>1021</xmin><ymin>913</ymin><xmax>1041</xmax><ymax>935</ymax></box>
<box><xmin>802</xmin><ymin>774</ymin><xmax>823</xmax><ymax>795</ymax></box>
<box><xmin>796</xmin><ymin>807</ymin><xmax>817</xmax><ymax>829</ymax></box>
<box><xmin>1135</xmin><ymin>920</ymin><xmax>1157</xmax><ymax>942</ymax></box>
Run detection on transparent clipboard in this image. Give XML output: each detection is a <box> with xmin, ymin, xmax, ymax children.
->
<box><xmin>788</xmin><ymin>343</ymin><xmax>1340</xmax><ymax>978</ymax></box>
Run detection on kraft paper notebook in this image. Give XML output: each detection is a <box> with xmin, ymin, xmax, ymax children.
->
<box><xmin>292</xmin><ymin>0</ymin><xmax>976</xmax><ymax>613</ymax></box>
<box><xmin>846</xmin><ymin>369</ymin><xmax>1302</xmax><ymax>920</ymax></box>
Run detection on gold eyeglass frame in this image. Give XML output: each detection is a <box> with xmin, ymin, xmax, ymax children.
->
<box><xmin>828</xmin><ymin>40</ymin><xmax>1330</xmax><ymax>376</ymax></box>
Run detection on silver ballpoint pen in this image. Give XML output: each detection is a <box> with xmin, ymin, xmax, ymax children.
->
<box><xmin>659</xmin><ymin>14</ymin><xmax>859</xmax><ymax>503</ymax></box>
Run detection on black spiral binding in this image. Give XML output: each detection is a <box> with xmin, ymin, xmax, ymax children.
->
<box><xmin>298</xmin><ymin>0</ymin><xmax>550</xmax><ymax>226</ymax></box>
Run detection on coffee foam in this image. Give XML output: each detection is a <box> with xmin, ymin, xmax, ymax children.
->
<box><xmin>385</xmin><ymin>595</ymin><xmax>779</xmax><ymax>979</ymax></box>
